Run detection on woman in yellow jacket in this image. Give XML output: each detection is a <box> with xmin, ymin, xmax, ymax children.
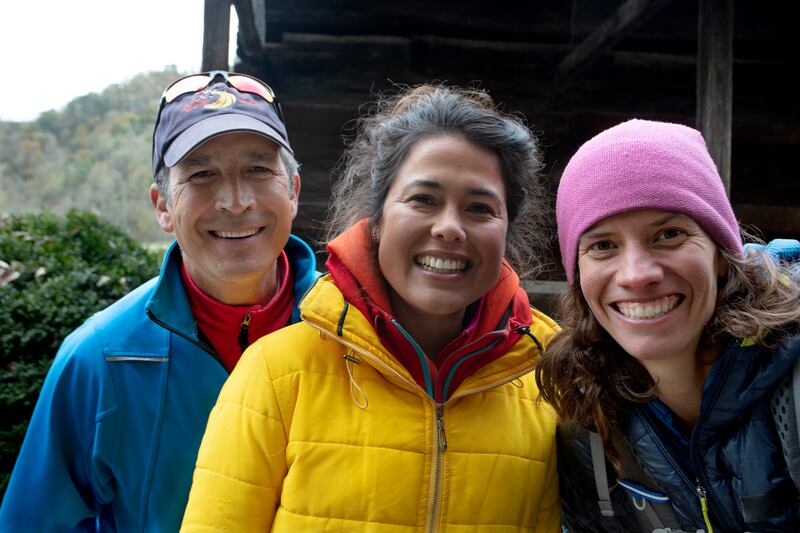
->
<box><xmin>182</xmin><ymin>85</ymin><xmax>561</xmax><ymax>532</ymax></box>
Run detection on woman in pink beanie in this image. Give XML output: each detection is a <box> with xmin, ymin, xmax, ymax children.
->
<box><xmin>536</xmin><ymin>119</ymin><xmax>800</xmax><ymax>532</ymax></box>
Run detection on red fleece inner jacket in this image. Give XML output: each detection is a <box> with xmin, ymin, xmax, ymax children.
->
<box><xmin>326</xmin><ymin>219</ymin><xmax>533</xmax><ymax>402</ymax></box>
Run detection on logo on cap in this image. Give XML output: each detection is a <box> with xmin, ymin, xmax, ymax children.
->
<box><xmin>204</xmin><ymin>89</ymin><xmax>237</xmax><ymax>110</ymax></box>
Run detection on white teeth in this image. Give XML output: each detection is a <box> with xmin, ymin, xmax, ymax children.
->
<box><xmin>617</xmin><ymin>296</ymin><xmax>679</xmax><ymax>320</ymax></box>
<box><xmin>213</xmin><ymin>228</ymin><xmax>259</xmax><ymax>239</ymax></box>
<box><xmin>416</xmin><ymin>255</ymin><xmax>468</xmax><ymax>273</ymax></box>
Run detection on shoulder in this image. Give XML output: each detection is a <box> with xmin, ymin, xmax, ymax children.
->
<box><xmin>528</xmin><ymin>306</ymin><xmax>561</xmax><ymax>348</ymax></box>
<box><xmin>61</xmin><ymin>276</ymin><xmax>163</xmax><ymax>354</ymax></box>
<box><xmin>51</xmin><ymin>277</ymin><xmax>165</xmax><ymax>376</ymax></box>
<box><xmin>80</xmin><ymin>277</ymin><xmax>159</xmax><ymax>333</ymax></box>
<box><xmin>244</xmin><ymin>321</ymin><xmax>336</xmax><ymax>377</ymax></box>
<box><xmin>286</xmin><ymin>234</ymin><xmax>319</xmax><ymax>281</ymax></box>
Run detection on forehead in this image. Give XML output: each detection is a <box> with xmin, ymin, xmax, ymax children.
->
<box><xmin>583</xmin><ymin>209</ymin><xmax>700</xmax><ymax>235</ymax></box>
<box><xmin>391</xmin><ymin>135</ymin><xmax>505</xmax><ymax>193</ymax></box>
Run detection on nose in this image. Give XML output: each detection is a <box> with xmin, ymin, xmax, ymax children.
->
<box><xmin>616</xmin><ymin>245</ymin><xmax>663</xmax><ymax>288</ymax></box>
<box><xmin>431</xmin><ymin>206</ymin><xmax>466</xmax><ymax>242</ymax></box>
<box><xmin>214</xmin><ymin>176</ymin><xmax>255</xmax><ymax>214</ymax></box>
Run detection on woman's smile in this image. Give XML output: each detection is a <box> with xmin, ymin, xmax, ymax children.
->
<box><xmin>613</xmin><ymin>294</ymin><xmax>681</xmax><ymax>320</ymax></box>
<box><xmin>377</xmin><ymin>135</ymin><xmax>508</xmax><ymax>325</ymax></box>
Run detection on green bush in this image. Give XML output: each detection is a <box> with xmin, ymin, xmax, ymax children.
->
<box><xmin>0</xmin><ymin>210</ymin><xmax>161</xmax><ymax>495</ymax></box>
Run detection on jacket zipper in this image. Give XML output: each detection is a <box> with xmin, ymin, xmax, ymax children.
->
<box><xmin>448</xmin><ymin>363</ymin><xmax>536</xmax><ymax>401</ymax></box>
<box><xmin>637</xmin><ymin>411</ymin><xmax>716</xmax><ymax>530</ymax></box>
<box><xmin>304</xmin><ymin>319</ymin><xmax>446</xmax><ymax>530</ymax></box>
<box><xmin>689</xmin><ymin>339</ymin><xmax>739</xmax><ymax>532</ymax></box>
<box><xmin>304</xmin><ymin>316</ymin><xmax>539</xmax><ymax>532</ymax></box>
<box><xmin>302</xmin><ymin>319</ymin><xmax>422</xmax><ymax>394</ymax></box>
<box><xmin>145</xmin><ymin>308</ymin><xmax>227</xmax><ymax>370</ymax></box>
<box><xmin>237</xmin><ymin>311</ymin><xmax>252</xmax><ymax>353</ymax></box>
<box><xmin>425</xmin><ymin>403</ymin><xmax>448</xmax><ymax>533</ymax></box>
<box><xmin>695</xmin><ymin>482</ymin><xmax>714</xmax><ymax>533</ymax></box>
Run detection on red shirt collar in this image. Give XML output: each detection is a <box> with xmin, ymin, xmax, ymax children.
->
<box><xmin>180</xmin><ymin>251</ymin><xmax>293</xmax><ymax>372</ymax></box>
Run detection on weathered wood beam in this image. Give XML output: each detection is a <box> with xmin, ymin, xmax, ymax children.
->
<box><xmin>523</xmin><ymin>280</ymin><xmax>567</xmax><ymax>317</ymax></box>
<box><xmin>262</xmin><ymin>2</ymin><xmax>571</xmax><ymax>42</ymax></box>
<box><xmin>734</xmin><ymin>204</ymin><xmax>800</xmax><ymax>237</ymax></box>
<box><xmin>232</xmin><ymin>0</ymin><xmax>265</xmax><ymax>61</ymax></box>
<box><xmin>696</xmin><ymin>0</ymin><xmax>734</xmax><ymax>194</ymax></box>
<box><xmin>556</xmin><ymin>0</ymin><xmax>671</xmax><ymax>83</ymax></box>
<box><xmin>202</xmin><ymin>0</ymin><xmax>231</xmax><ymax>71</ymax></box>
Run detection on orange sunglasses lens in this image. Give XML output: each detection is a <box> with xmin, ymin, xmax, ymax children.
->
<box><xmin>161</xmin><ymin>74</ymin><xmax>276</xmax><ymax>104</ymax></box>
<box><xmin>228</xmin><ymin>75</ymin><xmax>275</xmax><ymax>103</ymax></box>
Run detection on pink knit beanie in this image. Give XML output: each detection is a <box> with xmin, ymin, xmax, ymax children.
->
<box><xmin>556</xmin><ymin>119</ymin><xmax>742</xmax><ymax>284</ymax></box>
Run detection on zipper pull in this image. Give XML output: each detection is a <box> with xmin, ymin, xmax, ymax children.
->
<box><xmin>237</xmin><ymin>311</ymin><xmax>253</xmax><ymax>353</ymax></box>
<box><xmin>436</xmin><ymin>404</ymin><xmax>448</xmax><ymax>452</ymax></box>
<box><xmin>695</xmin><ymin>482</ymin><xmax>714</xmax><ymax>533</ymax></box>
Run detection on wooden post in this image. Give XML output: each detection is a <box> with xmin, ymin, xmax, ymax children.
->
<box><xmin>232</xmin><ymin>0</ymin><xmax>266</xmax><ymax>60</ymax></box>
<box><xmin>696</xmin><ymin>0</ymin><xmax>734</xmax><ymax>195</ymax></box>
<box><xmin>202</xmin><ymin>0</ymin><xmax>231</xmax><ymax>71</ymax></box>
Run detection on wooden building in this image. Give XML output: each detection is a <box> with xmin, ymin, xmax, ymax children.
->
<box><xmin>204</xmin><ymin>0</ymin><xmax>799</xmax><ymax>307</ymax></box>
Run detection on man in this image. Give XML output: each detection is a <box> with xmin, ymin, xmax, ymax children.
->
<box><xmin>0</xmin><ymin>72</ymin><xmax>318</xmax><ymax>531</ymax></box>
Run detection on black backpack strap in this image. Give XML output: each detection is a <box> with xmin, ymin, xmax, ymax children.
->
<box><xmin>589</xmin><ymin>430</ymin><xmax>686</xmax><ymax>532</ymax></box>
<box><xmin>589</xmin><ymin>432</ymin><xmax>616</xmax><ymax>517</ymax></box>
<box><xmin>770</xmin><ymin>355</ymin><xmax>800</xmax><ymax>490</ymax></box>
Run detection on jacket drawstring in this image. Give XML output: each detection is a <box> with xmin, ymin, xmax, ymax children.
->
<box><xmin>344</xmin><ymin>351</ymin><xmax>369</xmax><ymax>409</ymax></box>
<box><xmin>336</xmin><ymin>301</ymin><xmax>368</xmax><ymax>408</ymax></box>
<box><xmin>515</xmin><ymin>324</ymin><xmax>544</xmax><ymax>356</ymax></box>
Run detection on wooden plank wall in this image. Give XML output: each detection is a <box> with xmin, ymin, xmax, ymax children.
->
<box><xmin>222</xmin><ymin>0</ymin><xmax>799</xmax><ymax>276</ymax></box>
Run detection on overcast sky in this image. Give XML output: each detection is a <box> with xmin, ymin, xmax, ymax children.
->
<box><xmin>0</xmin><ymin>0</ymin><xmax>237</xmax><ymax>122</ymax></box>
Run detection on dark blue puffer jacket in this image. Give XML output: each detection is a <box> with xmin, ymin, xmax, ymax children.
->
<box><xmin>559</xmin><ymin>332</ymin><xmax>800</xmax><ymax>533</ymax></box>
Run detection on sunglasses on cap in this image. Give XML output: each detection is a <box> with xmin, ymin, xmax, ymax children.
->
<box><xmin>152</xmin><ymin>71</ymin><xmax>290</xmax><ymax>175</ymax></box>
<box><xmin>158</xmin><ymin>71</ymin><xmax>284</xmax><ymax>123</ymax></box>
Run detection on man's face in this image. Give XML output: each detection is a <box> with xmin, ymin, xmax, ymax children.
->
<box><xmin>150</xmin><ymin>132</ymin><xmax>299</xmax><ymax>305</ymax></box>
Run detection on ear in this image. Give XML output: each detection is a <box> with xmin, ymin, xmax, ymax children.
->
<box><xmin>289</xmin><ymin>173</ymin><xmax>301</xmax><ymax>220</ymax></box>
<box><xmin>150</xmin><ymin>184</ymin><xmax>174</xmax><ymax>234</ymax></box>
<box><xmin>372</xmin><ymin>220</ymin><xmax>382</xmax><ymax>244</ymax></box>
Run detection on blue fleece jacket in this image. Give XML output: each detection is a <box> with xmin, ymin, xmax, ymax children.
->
<box><xmin>0</xmin><ymin>236</ymin><xmax>317</xmax><ymax>532</ymax></box>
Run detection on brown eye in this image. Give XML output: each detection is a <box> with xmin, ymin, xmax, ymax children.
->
<box><xmin>408</xmin><ymin>194</ymin><xmax>434</xmax><ymax>205</ymax></box>
<box><xmin>589</xmin><ymin>240</ymin><xmax>614</xmax><ymax>252</ymax></box>
<box><xmin>657</xmin><ymin>228</ymin><xmax>685</xmax><ymax>241</ymax></box>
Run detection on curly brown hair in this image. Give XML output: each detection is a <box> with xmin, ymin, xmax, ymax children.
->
<box><xmin>324</xmin><ymin>84</ymin><xmax>552</xmax><ymax>279</ymax></box>
<box><xmin>535</xmin><ymin>243</ymin><xmax>800</xmax><ymax>473</ymax></box>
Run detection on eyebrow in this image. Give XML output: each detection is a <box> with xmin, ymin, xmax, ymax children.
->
<box><xmin>580</xmin><ymin>212</ymin><xmax>692</xmax><ymax>241</ymax></box>
<box><xmin>181</xmin><ymin>155</ymin><xmax>211</xmax><ymax>167</ymax></box>
<box><xmin>401</xmin><ymin>179</ymin><xmax>504</xmax><ymax>202</ymax></box>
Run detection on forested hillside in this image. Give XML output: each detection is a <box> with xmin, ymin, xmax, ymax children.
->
<box><xmin>0</xmin><ymin>68</ymin><xmax>184</xmax><ymax>243</ymax></box>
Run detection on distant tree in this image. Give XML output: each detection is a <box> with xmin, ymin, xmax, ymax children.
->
<box><xmin>0</xmin><ymin>67</ymin><xmax>183</xmax><ymax>244</ymax></box>
<box><xmin>0</xmin><ymin>210</ymin><xmax>161</xmax><ymax>495</ymax></box>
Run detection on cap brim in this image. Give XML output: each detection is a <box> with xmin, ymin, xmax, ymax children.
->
<box><xmin>163</xmin><ymin>114</ymin><xmax>293</xmax><ymax>168</ymax></box>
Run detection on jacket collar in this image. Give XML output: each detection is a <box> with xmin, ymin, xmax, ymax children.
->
<box><xmin>301</xmin><ymin>274</ymin><xmax>545</xmax><ymax>400</ymax></box>
<box><xmin>322</xmin><ymin>219</ymin><xmax>535</xmax><ymax>401</ymax></box>
<box><xmin>146</xmin><ymin>235</ymin><xmax>319</xmax><ymax>347</ymax></box>
<box><xmin>696</xmin><ymin>332</ymin><xmax>800</xmax><ymax>432</ymax></box>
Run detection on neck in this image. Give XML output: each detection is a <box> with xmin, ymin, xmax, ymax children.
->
<box><xmin>390</xmin><ymin>296</ymin><xmax>464</xmax><ymax>361</ymax></box>
<box><xmin>641</xmin><ymin>345</ymin><xmax>719</xmax><ymax>431</ymax></box>
<box><xmin>185</xmin><ymin>263</ymin><xmax>279</xmax><ymax>306</ymax></box>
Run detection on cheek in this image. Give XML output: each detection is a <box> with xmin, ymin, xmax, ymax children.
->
<box><xmin>376</xmin><ymin>239</ymin><xmax>402</xmax><ymax>295</ymax></box>
<box><xmin>476</xmin><ymin>222</ymin><xmax>508</xmax><ymax>260</ymax></box>
<box><xmin>577</xmin><ymin>266</ymin><xmax>606</xmax><ymax>317</ymax></box>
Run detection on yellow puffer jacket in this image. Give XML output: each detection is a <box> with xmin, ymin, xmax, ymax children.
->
<box><xmin>182</xmin><ymin>275</ymin><xmax>561</xmax><ymax>532</ymax></box>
